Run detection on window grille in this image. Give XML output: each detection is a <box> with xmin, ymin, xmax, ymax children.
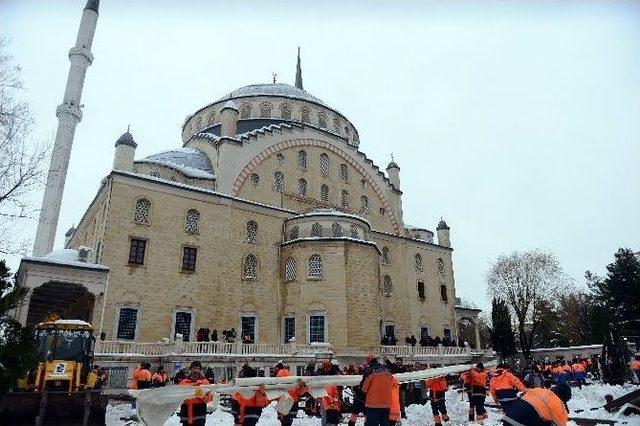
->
<box><xmin>246</xmin><ymin>221</ymin><xmax>258</xmax><ymax>242</ymax></box>
<box><xmin>320</xmin><ymin>185</ymin><xmax>329</xmax><ymax>203</ymax></box>
<box><xmin>280</xmin><ymin>102</ymin><xmax>292</xmax><ymax>119</ymax></box>
<box><xmin>440</xmin><ymin>284</ymin><xmax>448</xmax><ymax>302</ymax></box>
<box><xmin>289</xmin><ymin>226</ymin><xmax>299</xmax><ymax>240</ymax></box>
<box><xmin>134</xmin><ymin>198</ymin><xmax>151</xmax><ymax>223</ymax></box>
<box><xmin>382</xmin><ymin>275</ymin><xmax>392</xmax><ymax>296</ymax></box>
<box><xmin>319</xmin><ymin>153</ymin><xmax>329</xmax><ymax>177</ymax></box>
<box><xmin>318</xmin><ymin>111</ymin><xmax>327</xmax><ymax>128</ymax></box>
<box><xmin>417</xmin><ymin>281</ymin><xmax>426</xmax><ymax>300</ymax></box>
<box><xmin>298</xmin><ymin>150</ymin><xmax>307</xmax><ymax>170</ymax></box>
<box><xmin>381</xmin><ymin>247</ymin><xmax>390</xmax><ymax>264</ymax></box>
<box><xmin>250</xmin><ymin>173</ymin><xmax>260</xmax><ymax>186</ymax></box>
<box><xmin>333</xmin><ymin>117</ymin><xmax>340</xmax><ymax>132</ymax></box>
<box><xmin>241</xmin><ymin>316</ymin><xmax>256</xmax><ymax>343</ymax></box>
<box><xmin>174</xmin><ymin>311</ymin><xmax>192</xmax><ymax>341</ymax></box>
<box><xmin>360</xmin><ymin>195</ymin><xmax>369</xmax><ymax>213</ymax></box>
<box><xmin>311</xmin><ymin>222</ymin><xmax>322</xmax><ymax>237</ymax></box>
<box><xmin>240</xmin><ymin>103</ymin><xmax>252</xmax><ymax>119</ymax></box>
<box><xmin>185</xmin><ymin>209</ymin><xmax>199</xmax><ymax>233</ymax></box>
<box><xmin>341</xmin><ymin>190</ymin><xmax>349</xmax><ymax>209</ymax></box>
<box><xmin>300</xmin><ymin>106</ymin><xmax>310</xmax><ymax>123</ymax></box>
<box><xmin>420</xmin><ymin>326</ymin><xmax>429</xmax><ymax>341</ymax></box>
<box><xmin>350</xmin><ymin>224</ymin><xmax>358</xmax><ymax>238</ymax></box>
<box><xmin>116</xmin><ymin>307</ymin><xmax>138</xmax><ymax>340</ymax></box>
<box><xmin>243</xmin><ymin>254</ymin><xmax>258</xmax><ymax>279</ymax></box>
<box><xmin>149</xmin><ymin>171</ymin><xmax>160</xmax><ymax>178</ymax></box>
<box><xmin>182</xmin><ymin>247</ymin><xmax>197</xmax><ymax>271</ymax></box>
<box><xmin>259</xmin><ymin>101</ymin><xmax>272</xmax><ymax>118</ymax></box>
<box><xmin>437</xmin><ymin>258</ymin><xmax>445</xmax><ymax>275</ymax></box>
<box><xmin>340</xmin><ymin>164</ymin><xmax>348</xmax><ymax>182</ymax></box>
<box><xmin>361</xmin><ymin>179</ymin><xmax>366</xmax><ymax>189</ymax></box>
<box><xmin>308</xmin><ymin>254</ymin><xmax>323</xmax><ymax>278</ymax></box>
<box><xmin>273</xmin><ymin>172</ymin><xmax>284</xmax><ymax>192</ymax></box>
<box><xmin>128</xmin><ymin>239</ymin><xmax>146</xmax><ymax>265</ymax></box>
<box><xmin>415</xmin><ymin>253</ymin><xmax>423</xmax><ymax>271</ymax></box>
<box><xmin>276</xmin><ymin>153</ymin><xmax>285</xmax><ymax>166</ymax></box>
<box><xmin>284</xmin><ymin>317</ymin><xmax>296</xmax><ymax>343</ymax></box>
<box><xmin>284</xmin><ymin>257</ymin><xmax>297</xmax><ymax>281</ymax></box>
<box><xmin>207</xmin><ymin>111</ymin><xmax>215</xmax><ymax>124</ymax></box>
<box><xmin>443</xmin><ymin>328</ymin><xmax>452</xmax><ymax>340</ymax></box>
<box><xmin>298</xmin><ymin>178</ymin><xmax>307</xmax><ymax>197</ymax></box>
<box><xmin>309</xmin><ymin>315</ymin><xmax>325</xmax><ymax>343</ymax></box>
<box><xmin>379</xmin><ymin>208</ymin><xmax>386</xmax><ymax>216</ymax></box>
<box><xmin>332</xmin><ymin>222</ymin><xmax>342</xmax><ymax>237</ymax></box>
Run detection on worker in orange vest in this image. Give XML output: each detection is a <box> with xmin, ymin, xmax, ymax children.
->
<box><xmin>280</xmin><ymin>379</ymin><xmax>308</xmax><ymax>426</ymax></box>
<box><xmin>425</xmin><ymin>375</ymin><xmax>449</xmax><ymax>426</ymax></box>
<box><xmin>152</xmin><ymin>365</ymin><xmax>169</xmax><ymax>387</ymax></box>
<box><xmin>490</xmin><ymin>363</ymin><xmax>526</xmax><ymax>406</ymax></box>
<box><xmin>502</xmin><ymin>387</ymin><xmax>568</xmax><ymax>426</ymax></box>
<box><xmin>321</xmin><ymin>385</ymin><xmax>342</xmax><ymax>426</ymax></box>
<box><xmin>235</xmin><ymin>384</ymin><xmax>269</xmax><ymax>426</ymax></box>
<box><xmin>389</xmin><ymin>376</ymin><xmax>401</xmax><ymax>426</ymax></box>
<box><xmin>470</xmin><ymin>362</ymin><xmax>489</xmax><ymax>422</ymax></box>
<box><xmin>178</xmin><ymin>361</ymin><xmax>212</xmax><ymax>426</ymax></box>
<box><xmin>133</xmin><ymin>362</ymin><xmax>152</xmax><ymax>390</ymax></box>
<box><xmin>631</xmin><ymin>354</ymin><xmax>640</xmax><ymax>383</ymax></box>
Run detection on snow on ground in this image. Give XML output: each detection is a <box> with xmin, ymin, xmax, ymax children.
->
<box><xmin>106</xmin><ymin>382</ymin><xmax>640</xmax><ymax>425</ymax></box>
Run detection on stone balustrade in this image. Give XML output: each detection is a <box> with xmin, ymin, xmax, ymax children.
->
<box><xmin>379</xmin><ymin>345</ymin><xmax>491</xmax><ymax>359</ymax></box>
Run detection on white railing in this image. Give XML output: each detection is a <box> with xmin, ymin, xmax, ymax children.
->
<box><xmin>379</xmin><ymin>345</ymin><xmax>489</xmax><ymax>357</ymax></box>
<box><xmin>96</xmin><ymin>340</ymin><xmax>332</xmax><ymax>356</ymax></box>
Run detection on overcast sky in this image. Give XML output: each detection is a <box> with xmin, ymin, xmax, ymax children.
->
<box><xmin>2</xmin><ymin>0</ymin><xmax>639</xmax><ymax>310</ymax></box>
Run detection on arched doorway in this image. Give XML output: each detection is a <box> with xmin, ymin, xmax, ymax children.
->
<box><xmin>26</xmin><ymin>282</ymin><xmax>95</xmax><ymax>327</ymax></box>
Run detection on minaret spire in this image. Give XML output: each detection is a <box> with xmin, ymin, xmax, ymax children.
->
<box><xmin>33</xmin><ymin>1</ymin><xmax>99</xmax><ymax>256</ymax></box>
<box><xmin>295</xmin><ymin>46</ymin><xmax>303</xmax><ymax>90</ymax></box>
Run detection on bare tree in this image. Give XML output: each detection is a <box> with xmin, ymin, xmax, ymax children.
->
<box><xmin>486</xmin><ymin>250</ymin><xmax>567</xmax><ymax>358</ymax></box>
<box><xmin>0</xmin><ymin>39</ymin><xmax>49</xmax><ymax>255</ymax></box>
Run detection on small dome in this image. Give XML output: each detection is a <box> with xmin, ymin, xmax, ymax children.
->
<box><xmin>436</xmin><ymin>219</ymin><xmax>450</xmax><ymax>231</ymax></box>
<box><xmin>115</xmin><ymin>131</ymin><xmax>137</xmax><ymax>148</ymax></box>
<box><xmin>221</xmin><ymin>100</ymin><xmax>238</xmax><ymax>112</ymax></box>
<box><xmin>217</xmin><ymin>83</ymin><xmax>326</xmax><ymax>106</ymax></box>
<box><xmin>144</xmin><ymin>147</ymin><xmax>213</xmax><ymax>173</ymax></box>
<box><xmin>386</xmin><ymin>160</ymin><xmax>399</xmax><ymax>170</ymax></box>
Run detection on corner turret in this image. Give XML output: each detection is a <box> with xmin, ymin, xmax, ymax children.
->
<box><xmin>220</xmin><ymin>101</ymin><xmax>239</xmax><ymax>137</ymax></box>
<box><xmin>436</xmin><ymin>219</ymin><xmax>451</xmax><ymax>247</ymax></box>
<box><xmin>386</xmin><ymin>157</ymin><xmax>400</xmax><ymax>190</ymax></box>
<box><xmin>113</xmin><ymin>130</ymin><xmax>137</xmax><ymax>171</ymax></box>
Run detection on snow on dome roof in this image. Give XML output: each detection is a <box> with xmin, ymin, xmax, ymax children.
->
<box><xmin>23</xmin><ymin>248</ymin><xmax>109</xmax><ymax>270</ymax></box>
<box><xmin>144</xmin><ymin>148</ymin><xmax>214</xmax><ymax>175</ymax></box>
<box><xmin>217</xmin><ymin>83</ymin><xmax>326</xmax><ymax>106</ymax></box>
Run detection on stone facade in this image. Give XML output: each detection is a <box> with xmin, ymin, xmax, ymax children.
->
<box><xmin>60</xmin><ymin>80</ymin><xmax>458</xmax><ymax>356</ymax></box>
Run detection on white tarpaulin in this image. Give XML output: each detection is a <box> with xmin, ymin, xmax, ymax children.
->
<box><xmin>135</xmin><ymin>361</ymin><xmax>496</xmax><ymax>425</ymax></box>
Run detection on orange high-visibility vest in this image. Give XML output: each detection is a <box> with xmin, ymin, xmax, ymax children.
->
<box><xmin>521</xmin><ymin>388</ymin><xmax>567</xmax><ymax>426</ymax></box>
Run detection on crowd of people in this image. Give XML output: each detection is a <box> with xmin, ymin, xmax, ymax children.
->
<box><xmin>380</xmin><ymin>332</ymin><xmax>463</xmax><ymax>347</ymax></box>
<box><xmin>194</xmin><ymin>326</ymin><xmax>255</xmax><ymax>344</ymax></box>
<box><xmin>127</xmin><ymin>353</ymin><xmax>613</xmax><ymax>426</ymax></box>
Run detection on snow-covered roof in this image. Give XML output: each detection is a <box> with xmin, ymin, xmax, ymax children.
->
<box><xmin>23</xmin><ymin>248</ymin><xmax>109</xmax><ymax>270</ymax></box>
<box><xmin>51</xmin><ymin>319</ymin><xmax>92</xmax><ymax>326</ymax></box>
<box><xmin>140</xmin><ymin>147</ymin><xmax>215</xmax><ymax>179</ymax></box>
<box><xmin>217</xmin><ymin>83</ymin><xmax>326</xmax><ymax>106</ymax></box>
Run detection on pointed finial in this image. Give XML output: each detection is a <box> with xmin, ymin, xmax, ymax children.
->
<box><xmin>127</xmin><ymin>124</ymin><xmax>130</xmax><ymax>132</ymax></box>
<box><xmin>295</xmin><ymin>46</ymin><xmax>303</xmax><ymax>90</ymax></box>
<box><xmin>391</xmin><ymin>153</ymin><xmax>394</xmax><ymax>162</ymax></box>
<box><xmin>272</xmin><ymin>73</ymin><xmax>277</xmax><ymax>84</ymax></box>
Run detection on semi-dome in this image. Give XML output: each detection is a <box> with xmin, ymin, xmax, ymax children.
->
<box><xmin>139</xmin><ymin>147</ymin><xmax>215</xmax><ymax>179</ymax></box>
<box><xmin>217</xmin><ymin>83</ymin><xmax>326</xmax><ymax>106</ymax></box>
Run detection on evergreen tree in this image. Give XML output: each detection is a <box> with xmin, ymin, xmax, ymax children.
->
<box><xmin>0</xmin><ymin>260</ymin><xmax>38</xmax><ymax>394</ymax></box>
<box><xmin>490</xmin><ymin>298</ymin><xmax>517</xmax><ymax>361</ymax></box>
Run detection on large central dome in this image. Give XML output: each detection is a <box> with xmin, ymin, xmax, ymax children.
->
<box><xmin>216</xmin><ymin>83</ymin><xmax>326</xmax><ymax>106</ymax></box>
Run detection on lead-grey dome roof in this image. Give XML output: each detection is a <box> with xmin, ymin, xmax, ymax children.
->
<box><xmin>216</xmin><ymin>83</ymin><xmax>326</xmax><ymax>106</ymax></box>
<box><xmin>144</xmin><ymin>148</ymin><xmax>214</xmax><ymax>174</ymax></box>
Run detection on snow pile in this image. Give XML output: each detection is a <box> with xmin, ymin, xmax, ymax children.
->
<box><xmin>567</xmin><ymin>382</ymin><xmax>640</xmax><ymax>423</ymax></box>
<box><xmin>24</xmin><ymin>248</ymin><xmax>108</xmax><ymax>270</ymax></box>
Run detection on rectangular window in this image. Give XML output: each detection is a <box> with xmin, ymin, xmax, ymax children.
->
<box><xmin>384</xmin><ymin>324</ymin><xmax>396</xmax><ymax>338</ymax></box>
<box><xmin>182</xmin><ymin>246</ymin><xmax>197</xmax><ymax>271</ymax></box>
<box><xmin>309</xmin><ymin>315</ymin><xmax>325</xmax><ymax>343</ymax></box>
<box><xmin>443</xmin><ymin>328</ymin><xmax>452</xmax><ymax>341</ymax></box>
<box><xmin>116</xmin><ymin>307</ymin><xmax>138</xmax><ymax>340</ymax></box>
<box><xmin>440</xmin><ymin>284</ymin><xmax>448</xmax><ymax>302</ymax></box>
<box><xmin>284</xmin><ymin>317</ymin><xmax>295</xmax><ymax>343</ymax></box>
<box><xmin>241</xmin><ymin>316</ymin><xmax>256</xmax><ymax>343</ymax></box>
<box><xmin>174</xmin><ymin>311</ymin><xmax>193</xmax><ymax>341</ymax></box>
<box><xmin>420</xmin><ymin>326</ymin><xmax>430</xmax><ymax>342</ymax></box>
<box><xmin>128</xmin><ymin>238</ymin><xmax>146</xmax><ymax>265</ymax></box>
<box><xmin>417</xmin><ymin>281</ymin><xmax>426</xmax><ymax>300</ymax></box>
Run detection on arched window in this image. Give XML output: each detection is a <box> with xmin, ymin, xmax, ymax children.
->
<box><xmin>340</xmin><ymin>164</ymin><xmax>348</xmax><ymax>182</ymax></box>
<box><xmin>332</xmin><ymin>222</ymin><xmax>342</xmax><ymax>237</ymax></box>
<box><xmin>273</xmin><ymin>172</ymin><xmax>284</xmax><ymax>192</ymax></box>
<box><xmin>207</xmin><ymin>111</ymin><xmax>216</xmax><ymax>124</ymax></box>
<box><xmin>381</xmin><ymin>246</ymin><xmax>390</xmax><ymax>264</ymax></box>
<box><xmin>243</xmin><ymin>254</ymin><xmax>258</xmax><ymax>279</ymax></box>
<box><xmin>280</xmin><ymin>102</ymin><xmax>292</xmax><ymax>119</ymax></box>
<box><xmin>379</xmin><ymin>207</ymin><xmax>386</xmax><ymax>217</ymax></box>
<box><xmin>250</xmin><ymin>173</ymin><xmax>260</xmax><ymax>186</ymax></box>
<box><xmin>415</xmin><ymin>253</ymin><xmax>423</xmax><ymax>271</ymax></box>
<box><xmin>246</xmin><ymin>221</ymin><xmax>258</xmax><ymax>242</ymax></box>
<box><xmin>298</xmin><ymin>178</ymin><xmax>307</xmax><ymax>197</ymax></box>
<box><xmin>360</xmin><ymin>195</ymin><xmax>369</xmax><ymax>213</ymax></box>
<box><xmin>185</xmin><ymin>209</ymin><xmax>200</xmax><ymax>233</ymax></box>
<box><xmin>333</xmin><ymin>117</ymin><xmax>341</xmax><ymax>132</ymax></box>
<box><xmin>298</xmin><ymin>150</ymin><xmax>307</xmax><ymax>170</ymax></box>
<box><xmin>382</xmin><ymin>275</ymin><xmax>392</xmax><ymax>296</ymax></box>
<box><xmin>289</xmin><ymin>225</ymin><xmax>299</xmax><ymax>240</ymax></box>
<box><xmin>300</xmin><ymin>106</ymin><xmax>310</xmax><ymax>123</ymax></box>
<box><xmin>240</xmin><ymin>103</ymin><xmax>252</xmax><ymax>119</ymax></box>
<box><xmin>259</xmin><ymin>101</ymin><xmax>272</xmax><ymax>118</ymax></box>
<box><xmin>284</xmin><ymin>257</ymin><xmax>297</xmax><ymax>281</ymax></box>
<box><xmin>134</xmin><ymin>198</ymin><xmax>151</xmax><ymax>224</ymax></box>
<box><xmin>319</xmin><ymin>153</ymin><xmax>330</xmax><ymax>177</ymax></box>
<box><xmin>437</xmin><ymin>258</ymin><xmax>445</xmax><ymax>276</ymax></box>
<box><xmin>318</xmin><ymin>111</ymin><xmax>327</xmax><ymax>128</ymax></box>
<box><xmin>308</xmin><ymin>254</ymin><xmax>323</xmax><ymax>278</ymax></box>
<box><xmin>311</xmin><ymin>222</ymin><xmax>323</xmax><ymax>237</ymax></box>
<box><xmin>350</xmin><ymin>224</ymin><xmax>359</xmax><ymax>238</ymax></box>
<box><xmin>341</xmin><ymin>190</ymin><xmax>349</xmax><ymax>209</ymax></box>
<box><xmin>276</xmin><ymin>153</ymin><xmax>285</xmax><ymax>166</ymax></box>
<box><xmin>320</xmin><ymin>185</ymin><xmax>329</xmax><ymax>203</ymax></box>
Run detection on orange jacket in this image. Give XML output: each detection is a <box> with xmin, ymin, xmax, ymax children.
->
<box><xmin>287</xmin><ymin>383</ymin><xmax>309</xmax><ymax>402</ymax></box>
<box><xmin>276</xmin><ymin>369</ymin><xmax>291</xmax><ymax>377</ymax></box>
<box><xmin>631</xmin><ymin>360</ymin><xmax>640</xmax><ymax>371</ymax></box>
<box><xmin>152</xmin><ymin>372</ymin><xmax>168</xmax><ymax>384</ymax></box>
<box><xmin>389</xmin><ymin>377</ymin><xmax>401</xmax><ymax>421</ymax></box>
<box><xmin>132</xmin><ymin>368</ymin><xmax>152</xmax><ymax>389</ymax></box>
<box><xmin>426</xmin><ymin>376</ymin><xmax>448</xmax><ymax>393</ymax></box>
<box><xmin>490</xmin><ymin>369</ymin><xmax>525</xmax><ymax>402</ymax></box>
<box><xmin>179</xmin><ymin>377</ymin><xmax>213</xmax><ymax>410</ymax></box>
<box><xmin>571</xmin><ymin>363</ymin><xmax>585</xmax><ymax>373</ymax></box>
<box><xmin>521</xmin><ymin>388</ymin><xmax>567</xmax><ymax>426</ymax></box>
<box><xmin>322</xmin><ymin>386</ymin><xmax>341</xmax><ymax>411</ymax></box>
<box><xmin>361</xmin><ymin>364</ymin><xmax>394</xmax><ymax>408</ymax></box>
<box><xmin>240</xmin><ymin>388</ymin><xmax>270</xmax><ymax>408</ymax></box>
<box><xmin>130</xmin><ymin>367</ymin><xmax>140</xmax><ymax>389</ymax></box>
<box><xmin>470</xmin><ymin>369</ymin><xmax>488</xmax><ymax>388</ymax></box>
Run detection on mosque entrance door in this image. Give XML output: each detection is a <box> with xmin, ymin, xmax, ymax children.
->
<box><xmin>26</xmin><ymin>282</ymin><xmax>95</xmax><ymax>327</ymax></box>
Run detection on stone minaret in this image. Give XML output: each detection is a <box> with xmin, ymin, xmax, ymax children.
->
<box><xmin>295</xmin><ymin>47</ymin><xmax>303</xmax><ymax>90</ymax></box>
<box><xmin>33</xmin><ymin>0</ymin><xmax>100</xmax><ymax>256</ymax></box>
